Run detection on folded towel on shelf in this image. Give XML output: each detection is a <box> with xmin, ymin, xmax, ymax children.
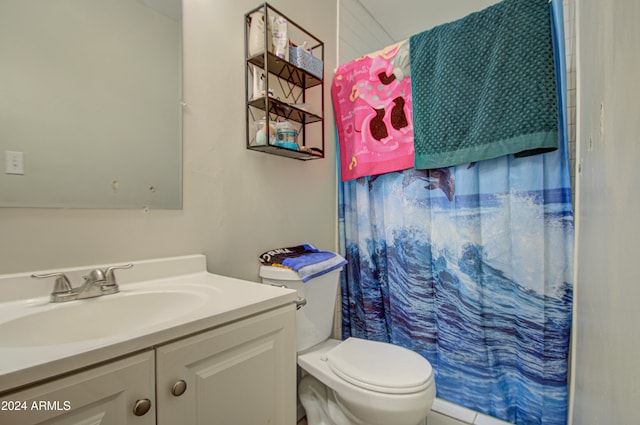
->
<box><xmin>259</xmin><ymin>244</ymin><xmax>347</xmax><ymax>282</ymax></box>
<box><xmin>409</xmin><ymin>0</ymin><xmax>558</xmax><ymax>170</ymax></box>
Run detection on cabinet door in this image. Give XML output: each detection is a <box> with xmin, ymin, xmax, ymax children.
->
<box><xmin>0</xmin><ymin>351</ymin><xmax>155</xmax><ymax>425</ymax></box>
<box><xmin>156</xmin><ymin>305</ymin><xmax>296</xmax><ymax>425</ymax></box>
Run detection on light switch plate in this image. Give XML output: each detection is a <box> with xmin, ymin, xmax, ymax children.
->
<box><xmin>5</xmin><ymin>151</ymin><xmax>24</xmax><ymax>175</ymax></box>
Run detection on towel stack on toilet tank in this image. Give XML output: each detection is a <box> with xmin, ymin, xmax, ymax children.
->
<box><xmin>259</xmin><ymin>244</ymin><xmax>346</xmax><ymax>282</ymax></box>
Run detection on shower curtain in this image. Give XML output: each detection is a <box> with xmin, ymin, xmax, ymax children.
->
<box><xmin>337</xmin><ymin>2</ymin><xmax>573</xmax><ymax>424</ymax></box>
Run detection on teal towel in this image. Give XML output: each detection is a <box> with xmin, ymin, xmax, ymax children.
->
<box><xmin>410</xmin><ymin>0</ymin><xmax>558</xmax><ymax>170</ymax></box>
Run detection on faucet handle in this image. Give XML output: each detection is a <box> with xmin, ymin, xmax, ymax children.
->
<box><xmin>104</xmin><ymin>263</ymin><xmax>133</xmax><ymax>286</ymax></box>
<box><xmin>31</xmin><ymin>272</ymin><xmax>73</xmax><ymax>294</ymax></box>
<box><xmin>83</xmin><ymin>269</ymin><xmax>106</xmax><ymax>284</ymax></box>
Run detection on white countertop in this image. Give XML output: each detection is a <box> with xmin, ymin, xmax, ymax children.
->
<box><xmin>0</xmin><ymin>255</ymin><xmax>297</xmax><ymax>394</ymax></box>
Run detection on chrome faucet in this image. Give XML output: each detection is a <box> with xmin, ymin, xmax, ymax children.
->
<box><xmin>32</xmin><ymin>263</ymin><xmax>133</xmax><ymax>303</ymax></box>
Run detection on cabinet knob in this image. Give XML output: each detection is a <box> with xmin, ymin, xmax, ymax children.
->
<box><xmin>171</xmin><ymin>379</ymin><xmax>187</xmax><ymax>397</ymax></box>
<box><xmin>132</xmin><ymin>398</ymin><xmax>152</xmax><ymax>416</ymax></box>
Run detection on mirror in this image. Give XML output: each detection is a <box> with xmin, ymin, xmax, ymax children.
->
<box><xmin>0</xmin><ymin>0</ymin><xmax>182</xmax><ymax>209</ymax></box>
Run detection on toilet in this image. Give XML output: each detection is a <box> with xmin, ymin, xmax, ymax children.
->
<box><xmin>260</xmin><ymin>265</ymin><xmax>436</xmax><ymax>425</ymax></box>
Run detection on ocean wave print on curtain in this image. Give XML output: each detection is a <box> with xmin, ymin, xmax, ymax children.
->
<box><xmin>336</xmin><ymin>3</ymin><xmax>573</xmax><ymax>424</ymax></box>
<box><xmin>339</xmin><ymin>147</ymin><xmax>573</xmax><ymax>425</ymax></box>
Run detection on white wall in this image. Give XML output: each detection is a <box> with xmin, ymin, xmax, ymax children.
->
<box><xmin>338</xmin><ymin>0</ymin><xmax>393</xmax><ymax>63</ymax></box>
<box><xmin>0</xmin><ymin>0</ymin><xmax>338</xmax><ymax>281</ymax></box>
<box><xmin>571</xmin><ymin>0</ymin><xmax>640</xmax><ymax>423</ymax></box>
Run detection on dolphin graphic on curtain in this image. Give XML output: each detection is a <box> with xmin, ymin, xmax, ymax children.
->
<box><xmin>336</xmin><ymin>0</ymin><xmax>573</xmax><ymax>424</ymax></box>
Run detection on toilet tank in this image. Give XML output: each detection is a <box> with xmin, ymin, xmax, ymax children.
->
<box><xmin>259</xmin><ymin>266</ymin><xmax>342</xmax><ymax>352</ymax></box>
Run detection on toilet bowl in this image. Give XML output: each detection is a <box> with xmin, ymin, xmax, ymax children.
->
<box><xmin>298</xmin><ymin>338</ymin><xmax>435</xmax><ymax>425</ymax></box>
<box><xmin>259</xmin><ymin>265</ymin><xmax>436</xmax><ymax>425</ymax></box>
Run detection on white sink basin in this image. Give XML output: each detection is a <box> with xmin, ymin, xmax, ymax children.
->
<box><xmin>0</xmin><ymin>254</ymin><xmax>297</xmax><ymax>394</ymax></box>
<box><xmin>0</xmin><ymin>289</ymin><xmax>206</xmax><ymax>347</ymax></box>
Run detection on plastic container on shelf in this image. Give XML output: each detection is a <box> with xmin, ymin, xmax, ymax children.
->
<box><xmin>289</xmin><ymin>43</ymin><xmax>323</xmax><ymax>79</ymax></box>
<box><xmin>253</xmin><ymin>117</ymin><xmax>276</xmax><ymax>146</ymax></box>
<box><xmin>248</xmin><ymin>10</ymin><xmax>272</xmax><ymax>56</ymax></box>
<box><xmin>275</xmin><ymin>120</ymin><xmax>298</xmax><ymax>150</ymax></box>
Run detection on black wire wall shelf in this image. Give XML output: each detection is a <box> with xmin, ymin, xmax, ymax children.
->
<box><xmin>244</xmin><ymin>3</ymin><xmax>325</xmax><ymax>161</ymax></box>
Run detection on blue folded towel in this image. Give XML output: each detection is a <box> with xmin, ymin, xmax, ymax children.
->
<box><xmin>259</xmin><ymin>244</ymin><xmax>347</xmax><ymax>282</ymax></box>
<box><xmin>297</xmin><ymin>255</ymin><xmax>347</xmax><ymax>282</ymax></box>
<box><xmin>410</xmin><ymin>0</ymin><xmax>558</xmax><ymax>169</ymax></box>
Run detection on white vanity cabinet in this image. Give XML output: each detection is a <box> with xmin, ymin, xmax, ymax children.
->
<box><xmin>0</xmin><ymin>351</ymin><xmax>156</xmax><ymax>425</ymax></box>
<box><xmin>0</xmin><ymin>305</ymin><xmax>296</xmax><ymax>425</ymax></box>
<box><xmin>156</xmin><ymin>305</ymin><xmax>296</xmax><ymax>425</ymax></box>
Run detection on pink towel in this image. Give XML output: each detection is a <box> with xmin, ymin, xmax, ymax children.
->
<box><xmin>332</xmin><ymin>41</ymin><xmax>415</xmax><ymax>182</ymax></box>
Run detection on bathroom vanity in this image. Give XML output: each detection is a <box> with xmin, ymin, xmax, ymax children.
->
<box><xmin>0</xmin><ymin>255</ymin><xmax>297</xmax><ymax>424</ymax></box>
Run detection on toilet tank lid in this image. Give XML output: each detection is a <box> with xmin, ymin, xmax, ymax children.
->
<box><xmin>259</xmin><ymin>265</ymin><xmax>342</xmax><ymax>281</ymax></box>
<box><xmin>325</xmin><ymin>338</ymin><xmax>433</xmax><ymax>394</ymax></box>
<box><xmin>259</xmin><ymin>265</ymin><xmax>301</xmax><ymax>280</ymax></box>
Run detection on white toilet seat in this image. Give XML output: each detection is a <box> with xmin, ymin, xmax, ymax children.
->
<box><xmin>324</xmin><ymin>337</ymin><xmax>433</xmax><ymax>394</ymax></box>
<box><xmin>298</xmin><ymin>338</ymin><xmax>436</xmax><ymax>425</ymax></box>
